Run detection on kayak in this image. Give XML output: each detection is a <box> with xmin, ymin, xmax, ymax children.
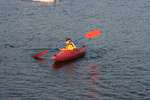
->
<box><xmin>51</xmin><ymin>46</ymin><xmax>86</xmax><ymax>62</ymax></box>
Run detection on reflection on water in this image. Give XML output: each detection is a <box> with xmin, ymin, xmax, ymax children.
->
<box><xmin>52</xmin><ymin>60</ymin><xmax>77</xmax><ymax>88</ymax></box>
<box><xmin>90</xmin><ymin>64</ymin><xmax>100</xmax><ymax>84</ymax></box>
<box><xmin>33</xmin><ymin>56</ymin><xmax>100</xmax><ymax>99</ymax></box>
<box><xmin>52</xmin><ymin>61</ymin><xmax>75</xmax><ymax>69</ymax></box>
<box><xmin>84</xmin><ymin>63</ymin><xmax>101</xmax><ymax>99</ymax></box>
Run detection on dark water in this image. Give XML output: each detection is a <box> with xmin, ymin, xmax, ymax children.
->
<box><xmin>0</xmin><ymin>0</ymin><xmax>150</xmax><ymax>100</ymax></box>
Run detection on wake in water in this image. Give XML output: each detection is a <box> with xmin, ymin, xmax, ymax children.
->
<box><xmin>33</xmin><ymin>0</ymin><xmax>56</xmax><ymax>3</ymax></box>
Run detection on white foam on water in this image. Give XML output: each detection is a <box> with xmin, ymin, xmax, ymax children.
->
<box><xmin>32</xmin><ymin>0</ymin><xmax>58</xmax><ymax>5</ymax></box>
<box><xmin>33</xmin><ymin>0</ymin><xmax>55</xmax><ymax>3</ymax></box>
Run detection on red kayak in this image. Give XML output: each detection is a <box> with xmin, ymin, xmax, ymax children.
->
<box><xmin>51</xmin><ymin>46</ymin><xmax>86</xmax><ymax>62</ymax></box>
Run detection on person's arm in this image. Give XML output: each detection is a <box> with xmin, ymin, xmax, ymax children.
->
<box><xmin>71</xmin><ymin>42</ymin><xmax>77</xmax><ymax>48</ymax></box>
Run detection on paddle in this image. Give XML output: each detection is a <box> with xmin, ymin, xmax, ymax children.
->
<box><xmin>74</xmin><ymin>28</ymin><xmax>103</xmax><ymax>45</ymax></box>
<box><xmin>84</xmin><ymin>28</ymin><xmax>102</xmax><ymax>39</ymax></box>
<box><xmin>32</xmin><ymin>28</ymin><xmax>103</xmax><ymax>58</ymax></box>
<box><xmin>32</xmin><ymin>50</ymin><xmax>49</xmax><ymax>59</ymax></box>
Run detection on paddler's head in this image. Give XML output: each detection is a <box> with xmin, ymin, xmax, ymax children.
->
<box><xmin>65</xmin><ymin>38</ymin><xmax>72</xmax><ymax>44</ymax></box>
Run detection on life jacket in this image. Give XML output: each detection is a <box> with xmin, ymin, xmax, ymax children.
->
<box><xmin>65</xmin><ymin>41</ymin><xmax>77</xmax><ymax>50</ymax></box>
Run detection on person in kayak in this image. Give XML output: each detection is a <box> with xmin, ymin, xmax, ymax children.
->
<box><xmin>60</xmin><ymin>38</ymin><xmax>77</xmax><ymax>51</ymax></box>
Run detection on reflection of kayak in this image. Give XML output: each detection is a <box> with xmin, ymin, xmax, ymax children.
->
<box><xmin>52</xmin><ymin>57</ymin><xmax>82</xmax><ymax>69</ymax></box>
<box><xmin>53</xmin><ymin>61</ymin><xmax>74</xmax><ymax>69</ymax></box>
<box><xmin>51</xmin><ymin>46</ymin><xmax>86</xmax><ymax>62</ymax></box>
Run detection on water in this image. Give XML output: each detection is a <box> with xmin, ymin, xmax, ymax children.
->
<box><xmin>0</xmin><ymin>0</ymin><xmax>150</xmax><ymax>100</ymax></box>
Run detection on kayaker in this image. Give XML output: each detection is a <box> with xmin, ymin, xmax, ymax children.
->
<box><xmin>60</xmin><ymin>38</ymin><xmax>77</xmax><ymax>51</ymax></box>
